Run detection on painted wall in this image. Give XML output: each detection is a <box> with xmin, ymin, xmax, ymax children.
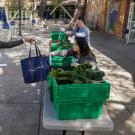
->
<box><xmin>86</xmin><ymin>0</ymin><xmax>107</xmax><ymax>30</ymax></box>
<box><xmin>114</xmin><ymin>0</ymin><xmax>127</xmax><ymax>37</ymax></box>
<box><xmin>106</xmin><ymin>0</ymin><xmax>120</xmax><ymax>34</ymax></box>
<box><xmin>86</xmin><ymin>0</ymin><xmax>129</xmax><ymax>38</ymax></box>
<box><xmin>106</xmin><ymin>0</ymin><xmax>127</xmax><ymax>38</ymax></box>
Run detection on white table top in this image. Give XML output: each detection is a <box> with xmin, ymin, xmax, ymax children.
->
<box><xmin>43</xmin><ymin>88</ymin><xmax>113</xmax><ymax>131</ymax></box>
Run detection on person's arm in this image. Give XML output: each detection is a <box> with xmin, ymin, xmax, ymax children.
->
<box><xmin>0</xmin><ymin>39</ymin><xmax>24</xmax><ymax>48</ymax></box>
<box><xmin>71</xmin><ymin>29</ymin><xmax>77</xmax><ymax>36</ymax></box>
<box><xmin>75</xmin><ymin>32</ymin><xmax>87</xmax><ymax>37</ymax></box>
<box><xmin>0</xmin><ymin>37</ymin><xmax>33</xmax><ymax>49</ymax></box>
<box><xmin>50</xmin><ymin>48</ymin><xmax>74</xmax><ymax>56</ymax></box>
<box><xmin>65</xmin><ymin>28</ymin><xmax>77</xmax><ymax>36</ymax></box>
<box><xmin>65</xmin><ymin>31</ymin><xmax>72</xmax><ymax>36</ymax></box>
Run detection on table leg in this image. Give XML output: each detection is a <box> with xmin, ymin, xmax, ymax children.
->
<box><xmin>80</xmin><ymin>131</ymin><xmax>85</xmax><ymax>135</ymax></box>
<box><xmin>62</xmin><ymin>130</ymin><xmax>67</xmax><ymax>135</ymax></box>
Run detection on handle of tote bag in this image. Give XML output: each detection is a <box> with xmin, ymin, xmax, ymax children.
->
<box><xmin>29</xmin><ymin>40</ymin><xmax>42</xmax><ymax>58</ymax></box>
<box><xmin>34</xmin><ymin>40</ymin><xmax>42</xmax><ymax>56</ymax></box>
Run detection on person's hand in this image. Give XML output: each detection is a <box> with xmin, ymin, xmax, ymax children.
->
<box><xmin>60</xmin><ymin>27</ymin><xmax>65</xmax><ymax>32</ymax></box>
<box><xmin>71</xmin><ymin>62</ymin><xmax>79</xmax><ymax>67</ymax></box>
<box><xmin>49</xmin><ymin>52</ymin><xmax>55</xmax><ymax>56</ymax></box>
<box><xmin>24</xmin><ymin>37</ymin><xmax>34</xmax><ymax>44</ymax></box>
<box><xmin>65</xmin><ymin>31</ymin><xmax>72</xmax><ymax>36</ymax></box>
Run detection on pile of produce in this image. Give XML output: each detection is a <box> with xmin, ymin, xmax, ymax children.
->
<box><xmin>49</xmin><ymin>62</ymin><xmax>105</xmax><ymax>84</ymax></box>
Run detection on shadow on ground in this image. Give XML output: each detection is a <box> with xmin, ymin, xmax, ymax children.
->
<box><xmin>0</xmin><ymin>45</ymin><xmax>44</xmax><ymax>135</ymax></box>
<box><xmin>91</xmin><ymin>31</ymin><xmax>135</xmax><ymax>87</ymax></box>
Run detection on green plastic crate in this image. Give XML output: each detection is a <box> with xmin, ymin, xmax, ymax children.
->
<box><xmin>53</xmin><ymin>79</ymin><xmax>110</xmax><ymax>104</ymax></box>
<box><xmin>47</xmin><ymin>76</ymin><xmax>53</xmax><ymax>91</ymax></box>
<box><xmin>51</xmin><ymin>62</ymin><xmax>72</xmax><ymax>68</ymax></box>
<box><xmin>51</xmin><ymin>43</ymin><xmax>73</xmax><ymax>52</ymax></box>
<box><xmin>48</xmin><ymin>76</ymin><xmax>104</xmax><ymax>120</ymax></box>
<box><xmin>51</xmin><ymin>56</ymin><xmax>74</xmax><ymax>63</ymax></box>
<box><xmin>51</xmin><ymin>56</ymin><xmax>74</xmax><ymax>68</ymax></box>
<box><xmin>47</xmin><ymin>76</ymin><xmax>54</xmax><ymax>102</ymax></box>
<box><xmin>50</xmin><ymin>31</ymin><xmax>68</xmax><ymax>41</ymax></box>
<box><xmin>51</xmin><ymin>43</ymin><xmax>59</xmax><ymax>52</ymax></box>
<box><xmin>56</xmin><ymin>102</ymin><xmax>104</xmax><ymax>120</ymax></box>
<box><xmin>52</xmin><ymin>78</ymin><xmax>110</xmax><ymax>120</ymax></box>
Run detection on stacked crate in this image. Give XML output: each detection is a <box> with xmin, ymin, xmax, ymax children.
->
<box><xmin>48</xmin><ymin>77</ymin><xmax>110</xmax><ymax>120</ymax></box>
<box><xmin>50</xmin><ymin>31</ymin><xmax>74</xmax><ymax>68</ymax></box>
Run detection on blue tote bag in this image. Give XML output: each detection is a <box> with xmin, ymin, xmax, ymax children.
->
<box><xmin>21</xmin><ymin>41</ymin><xmax>50</xmax><ymax>83</ymax></box>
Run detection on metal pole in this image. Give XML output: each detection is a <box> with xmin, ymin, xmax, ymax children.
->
<box><xmin>18</xmin><ymin>0</ymin><xmax>22</xmax><ymax>36</ymax></box>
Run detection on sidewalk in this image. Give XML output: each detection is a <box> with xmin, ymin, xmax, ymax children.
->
<box><xmin>0</xmin><ymin>30</ymin><xmax>135</xmax><ymax>135</ymax></box>
<box><xmin>91</xmin><ymin>31</ymin><xmax>135</xmax><ymax>135</ymax></box>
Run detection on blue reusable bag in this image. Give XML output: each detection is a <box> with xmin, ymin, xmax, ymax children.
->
<box><xmin>21</xmin><ymin>41</ymin><xmax>50</xmax><ymax>83</ymax></box>
<box><xmin>2</xmin><ymin>22</ymin><xmax>9</xmax><ymax>29</ymax></box>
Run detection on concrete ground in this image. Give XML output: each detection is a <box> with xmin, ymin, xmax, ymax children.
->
<box><xmin>0</xmin><ymin>29</ymin><xmax>135</xmax><ymax>135</ymax></box>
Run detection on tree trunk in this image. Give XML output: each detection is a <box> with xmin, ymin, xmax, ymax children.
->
<box><xmin>69</xmin><ymin>0</ymin><xmax>88</xmax><ymax>29</ymax></box>
<box><xmin>38</xmin><ymin>0</ymin><xmax>47</xmax><ymax>19</ymax></box>
<box><xmin>83</xmin><ymin>0</ymin><xmax>88</xmax><ymax>17</ymax></box>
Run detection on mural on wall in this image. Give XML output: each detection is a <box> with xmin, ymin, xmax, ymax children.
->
<box><xmin>114</xmin><ymin>0</ymin><xmax>127</xmax><ymax>37</ymax></box>
<box><xmin>98</xmin><ymin>1</ymin><xmax>107</xmax><ymax>30</ymax></box>
<box><xmin>86</xmin><ymin>0</ymin><xmax>127</xmax><ymax>38</ymax></box>
<box><xmin>106</xmin><ymin>0</ymin><xmax>120</xmax><ymax>33</ymax></box>
<box><xmin>86</xmin><ymin>0</ymin><xmax>106</xmax><ymax>30</ymax></box>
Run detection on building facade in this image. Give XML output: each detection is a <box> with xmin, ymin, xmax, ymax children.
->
<box><xmin>86</xmin><ymin>0</ymin><xmax>132</xmax><ymax>38</ymax></box>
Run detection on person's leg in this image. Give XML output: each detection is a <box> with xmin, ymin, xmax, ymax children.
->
<box><xmin>80</xmin><ymin>131</ymin><xmax>85</xmax><ymax>135</ymax></box>
<box><xmin>62</xmin><ymin>130</ymin><xmax>67</xmax><ymax>135</ymax></box>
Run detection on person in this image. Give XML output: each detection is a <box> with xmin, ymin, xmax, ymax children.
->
<box><xmin>0</xmin><ymin>37</ymin><xmax>33</xmax><ymax>48</ymax></box>
<box><xmin>32</xmin><ymin>18</ymin><xmax>36</xmax><ymax>25</ymax></box>
<box><xmin>66</xmin><ymin>16</ymin><xmax>91</xmax><ymax>48</ymax></box>
<box><xmin>50</xmin><ymin>36</ymin><xmax>98</xmax><ymax>70</ymax></box>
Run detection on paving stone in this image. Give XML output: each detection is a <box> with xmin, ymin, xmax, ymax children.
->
<box><xmin>85</xmin><ymin>103</ymin><xmax>135</xmax><ymax>135</ymax></box>
<box><xmin>91</xmin><ymin>32</ymin><xmax>135</xmax><ymax>103</ymax></box>
<box><xmin>0</xmin><ymin>75</ymin><xmax>42</xmax><ymax>103</ymax></box>
<box><xmin>126</xmin><ymin>105</ymin><xmax>135</xmax><ymax>119</ymax></box>
<box><xmin>0</xmin><ymin>104</ymin><xmax>39</xmax><ymax>135</ymax></box>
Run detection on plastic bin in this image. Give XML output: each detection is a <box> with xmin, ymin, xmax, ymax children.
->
<box><xmin>51</xmin><ymin>42</ymin><xmax>73</xmax><ymax>52</ymax></box>
<box><xmin>52</xmin><ymin>78</ymin><xmax>110</xmax><ymax>120</ymax></box>
<box><xmin>51</xmin><ymin>56</ymin><xmax>74</xmax><ymax>68</ymax></box>
<box><xmin>56</xmin><ymin>102</ymin><xmax>104</xmax><ymax>120</ymax></box>
<box><xmin>51</xmin><ymin>62</ymin><xmax>72</xmax><ymax>68</ymax></box>
<box><xmin>51</xmin><ymin>56</ymin><xmax>73</xmax><ymax>63</ymax></box>
<box><xmin>47</xmin><ymin>76</ymin><xmax>54</xmax><ymax>102</ymax></box>
<box><xmin>50</xmin><ymin>31</ymin><xmax>68</xmax><ymax>41</ymax></box>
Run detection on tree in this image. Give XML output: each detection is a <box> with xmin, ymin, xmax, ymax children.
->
<box><xmin>51</xmin><ymin>0</ymin><xmax>64</xmax><ymax>6</ymax></box>
<box><xmin>6</xmin><ymin>0</ymin><xmax>34</xmax><ymax>10</ymax></box>
<box><xmin>38</xmin><ymin>0</ymin><xmax>47</xmax><ymax>19</ymax></box>
<box><xmin>23</xmin><ymin>0</ymin><xmax>34</xmax><ymax>10</ymax></box>
<box><xmin>6</xmin><ymin>0</ymin><xmax>18</xmax><ymax>10</ymax></box>
<box><xmin>70</xmin><ymin>0</ymin><xmax>88</xmax><ymax>28</ymax></box>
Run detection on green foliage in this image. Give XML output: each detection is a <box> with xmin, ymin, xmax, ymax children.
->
<box><xmin>51</xmin><ymin>0</ymin><xmax>64</xmax><ymax>7</ymax></box>
<box><xmin>7</xmin><ymin>0</ymin><xmax>33</xmax><ymax>10</ymax></box>
<box><xmin>49</xmin><ymin>62</ymin><xmax>105</xmax><ymax>84</ymax></box>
